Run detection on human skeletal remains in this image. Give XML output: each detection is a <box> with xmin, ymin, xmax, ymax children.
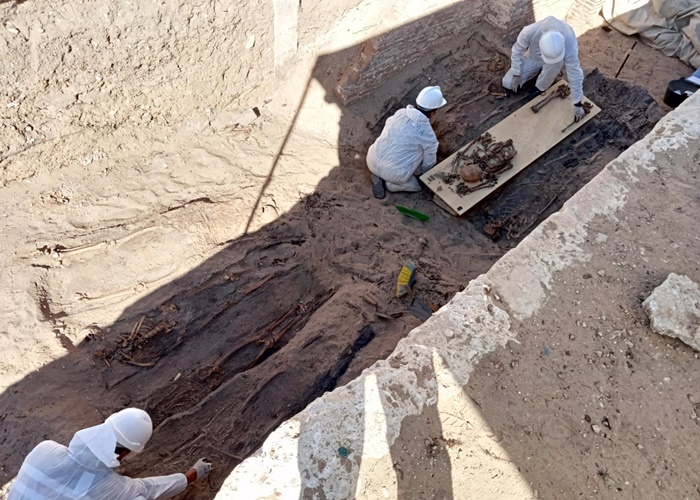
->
<box><xmin>445</xmin><ymin>132</ymin><xmax>517</xmax><ymax>195</ymax></box>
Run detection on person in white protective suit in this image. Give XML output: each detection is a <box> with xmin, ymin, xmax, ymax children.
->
<box><xmin>8</xmin><ymin>408</ymin><xmax>212</xmax><ymax>500</ymax></box>
<box><xmin>502</xmin><ymin>16</ymin><xmax>586</xmax><ymax>123</ymax></box>
<box><xmin>367</xmin><ymin>86</ymin><xmax>447</xmax><ymax>199</ymax></box>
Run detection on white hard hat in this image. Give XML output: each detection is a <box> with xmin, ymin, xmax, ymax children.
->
<box><xmin>105</xmin><ymin>408</ymin><xmax>153</xmax><ymax>453</ymax></box>
<box><xmin>539</xmin><ymin>31</ymin><xmax>565</xmax><ymax>65</ymax></box>
<box><xmin>416</xmin><ymin>86</ymin><xmax>447</xmax><ymax>110</ymax></box>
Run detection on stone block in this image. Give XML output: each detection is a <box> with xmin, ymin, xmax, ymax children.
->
<box><xmin>643</xmin><ymin>273</ymin><xmax>700</xmax><ymax>351</ymax></box>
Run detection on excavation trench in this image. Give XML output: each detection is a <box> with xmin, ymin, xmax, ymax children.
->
<box><xmin>0</xmin><ymin>26</ymin><xmax>663</xmax><ymax>498</ymax></box>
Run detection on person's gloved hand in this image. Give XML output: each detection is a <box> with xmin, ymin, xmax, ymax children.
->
<box><xmin>511</xmin><ymin>75</ymin><xmax>521</xmax><ymax>93</ymax></box>
<box><xmin>574</xmin><ymin>103</ymin><xmax>586</xmax><ymax>122</ymax></box>
<box><xmin>192</xmin><ymin>458</ymin><xmax>212</xmax><ymax>480</ymax></box>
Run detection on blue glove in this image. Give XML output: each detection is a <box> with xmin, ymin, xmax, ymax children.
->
<box><xmin>574</xmin><ymin>103</ymin><xmax>586</xmax><ymax>122</ymax></box>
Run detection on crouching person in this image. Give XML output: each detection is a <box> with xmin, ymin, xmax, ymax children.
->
<box><xmin>8</xmin><ymin>408</ymin><xmax>212</xmax><ymax>500</ymax></box>
<box><xmin>367</xmin><ymin>86</ymin><xmax>447</xmax><ymax>199</ymax></box>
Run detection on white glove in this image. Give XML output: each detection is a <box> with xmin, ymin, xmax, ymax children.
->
<box><xmin>574</xmin><ymin>104</ymin><xmax>585</xmax><ymax>122</ymax></box>
<box><xmin>511</xmin><ymin>75</ymin><xmax>521</xmax><ymax>93</ymax></box>
<box><xmin>192</xmin><ymin>458</ymin><xmax>212</xmax><ymax>479</ymax></box>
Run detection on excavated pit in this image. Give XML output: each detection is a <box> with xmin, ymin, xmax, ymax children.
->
<box><xmin>0</xmin><ymin>22</ymin><xmax>669</xmax><ymax>499</ymax></box>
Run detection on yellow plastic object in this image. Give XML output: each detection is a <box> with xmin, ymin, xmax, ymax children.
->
<box><xmin>396</xmin><ymin>261</ymin><xmax>417</xmax><ymax>298</ymax></box>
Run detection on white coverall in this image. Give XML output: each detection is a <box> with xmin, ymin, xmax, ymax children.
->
<box><xmin>8</xmin><ymin>423</ymin><xmax>188</xmax><ymax>500</ymax></box>
<box><xmin>502</xmin><ymin>16</ymin><xmax>584</xmax><ymax>105</ymax></box>
<box><xmin>366</xmin><ymin>105</ymin><xmax>438</xmax><ymax>192</ymax></box>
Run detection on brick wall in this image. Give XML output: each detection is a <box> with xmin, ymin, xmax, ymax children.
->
<box><xmin>565</xmin><ymin>0</ymin><xmax>606</xmax><ymax>33</ymax></box>
<box><xmin>484</xmin><ymin>0</ymin><xmax>533</xmax><ymax>34</ymax></box>
<box><xmin>484</xmin><ymin>0</ymin><xmax>583</xmax><ymax>34</ymax></box>
<box><xmin>335</xmin><ymin>2</ymin><xmax>485</xmax><ymax>105</ymax></box>
<box><xmin>330</xmin><ymin>0</ymin><xmax>603</xmax><ymax>105</ymax></box>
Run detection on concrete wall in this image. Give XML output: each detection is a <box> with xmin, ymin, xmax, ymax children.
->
<box><xmin>215</xmin><ymin>91</ymin><xmax>700</xmax><ymax>499</ymax></box>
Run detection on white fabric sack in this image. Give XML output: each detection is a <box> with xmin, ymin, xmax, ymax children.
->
<box><xmin>603</xmin><ymin>0</ymin><xmax>700</xmax><ymax>69</ymax></box>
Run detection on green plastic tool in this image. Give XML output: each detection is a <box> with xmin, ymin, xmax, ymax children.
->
<box><xmin>395</xmin><ymin>205</ymin><xmax>429</xmax><ymax>222</ymax></box>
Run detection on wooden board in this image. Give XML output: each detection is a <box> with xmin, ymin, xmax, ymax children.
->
<box><xmin>420</xmin><ymin>80</ymin><xmax>601</xmax><ymax>215</ymax></box>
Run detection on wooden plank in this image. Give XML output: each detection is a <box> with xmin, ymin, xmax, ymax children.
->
<box><xmin>432</xmin><ymin>195</ymin><xmax>457</xmax><ymax>216</ymax></box>
<box><xmin>420</xmin><ymin>80</ymin><xmax>601</xmax><ymax>215</ymax></box>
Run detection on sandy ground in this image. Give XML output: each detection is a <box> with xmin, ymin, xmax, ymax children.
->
<box><xmin>466</xmin><ymin>139</ymin><xmax>700</xmax><ymax>498</ymax></box>
<box><xmin>0</xmin><ymin>0</ymin><xmax>694</xmax><ymax>497</ymax></box>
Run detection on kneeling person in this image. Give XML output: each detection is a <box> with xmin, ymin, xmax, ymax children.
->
<box><xmin>502</xmin><ymin>16</ymin><xmax>586</xmax><ymax>122</ymax></box>
<box><xmin>9</xmin><ymin>408</ymin><xmax>212</xmax><ymax>500</ymax></box>
<box><xmin>367</xmin><ymin>86</ymin><xmax>447</xmax><ymax>199</ymax></box>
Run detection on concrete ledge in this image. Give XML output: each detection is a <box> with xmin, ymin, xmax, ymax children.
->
<box><xmin>216</xmin><ymin>93</ymin><xmax>700</xmax><ymax>499</ymax></box>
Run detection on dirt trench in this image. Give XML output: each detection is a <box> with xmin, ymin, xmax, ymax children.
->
<box><xmin>0</xmin><ymin>29</ymin><xmax>664</xmax><ymax>498</ymax></box>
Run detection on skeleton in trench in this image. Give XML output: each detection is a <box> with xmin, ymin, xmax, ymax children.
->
<box><xmin>448</xmin><ymin>132</ymin><xmax>518</xmax><ymax>194</ymax></box>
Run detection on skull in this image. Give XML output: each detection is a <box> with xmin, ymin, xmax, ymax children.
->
<box><xmin>460</xmin><ymin>163</ymin><xmax>483</xmax><ymax>183</ymax></box>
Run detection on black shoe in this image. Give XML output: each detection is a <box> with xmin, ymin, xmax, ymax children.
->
<box><xmin>528</xmin><ymin>86</ymin><xmax>544</xmax><ymax>100</ymax></box>
<box><xmin>501</xmin><ymin>85</ymin><xmax>519</xmax><ymax>96</ymax></box>
<box><xmin>371</xmin><ymin>174</ymin><xmax>386</xmax><ymax>199</ymax></box>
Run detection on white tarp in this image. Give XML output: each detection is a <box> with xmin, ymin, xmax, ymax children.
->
<box><xmin>603</xmin><ymin>0</ymin><xmax>700</xmax><ymax>69</ymax></box>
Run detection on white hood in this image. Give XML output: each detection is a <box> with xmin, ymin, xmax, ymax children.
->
<box><xmin>68</xmin><ymin>422</ymin><xmax>120</xmax><ymax>469</ymax></box>
<box><xmin>405</xmin><ymin>105</ymin><xmax>430</xmax><ymax>123</ymax></box>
